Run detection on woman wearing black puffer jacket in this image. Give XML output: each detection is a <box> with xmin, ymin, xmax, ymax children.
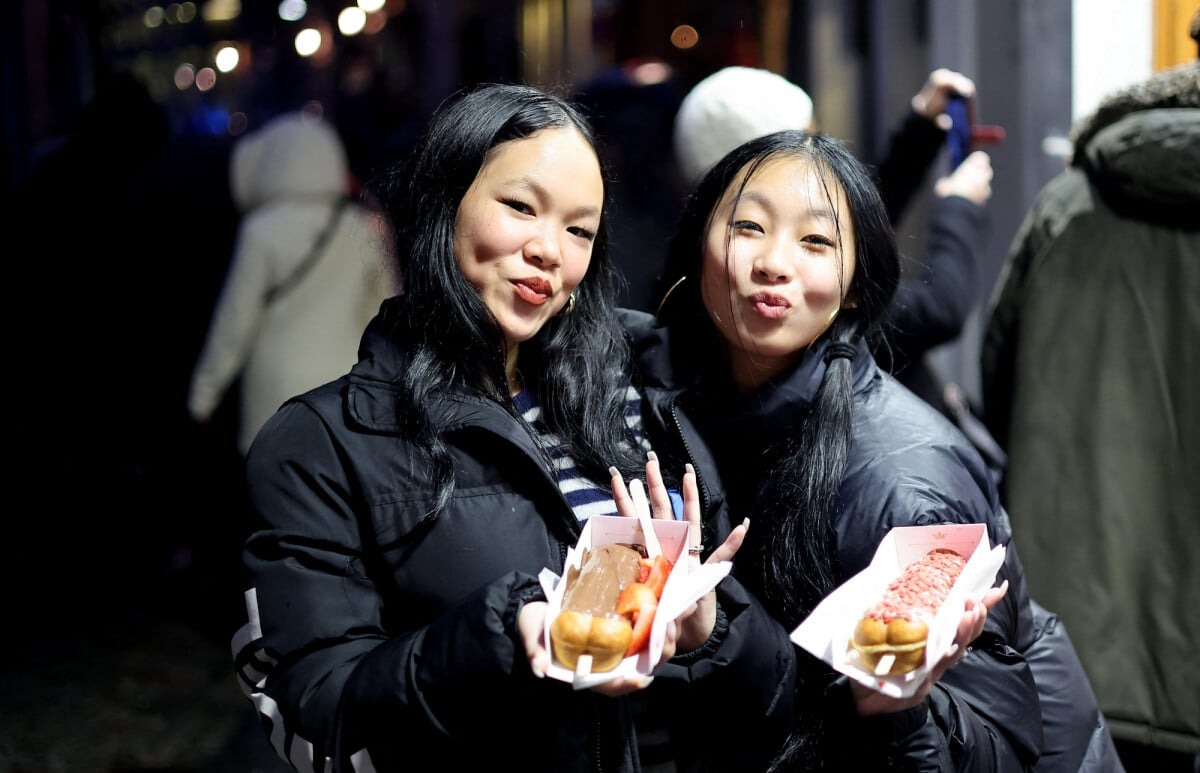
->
<box><xmin>623</xmin><ymin>128</ymin><xmax>1120</xmax><ymax>771</ymax></box>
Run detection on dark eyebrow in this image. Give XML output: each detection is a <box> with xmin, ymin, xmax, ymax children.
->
<box><xmin>512</xmin><ymin>176</ymin><xmax>601</xmax><ymax>220</ymax></box>
<box><xmin>737</xmin><ymin>190</ymin><xmax>837</xmax><ymax>223</ymax></box>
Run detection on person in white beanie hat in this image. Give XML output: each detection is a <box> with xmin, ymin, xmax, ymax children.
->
<box><xmin>671</xmin><ymin>66</ymin><xmax>1001</xmax><ymax>478</ymax></box>
<box><xmin>673</xmin><ymin>65</ymin><xmax>815</xmax><ymax>186</ymax></box>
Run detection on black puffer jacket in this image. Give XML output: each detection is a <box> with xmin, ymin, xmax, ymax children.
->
<box><xmin>622</xmin><ymin>309</ymin><xmax>1114</xmax><ymax>772</ymax></box>
<box><xmin>232</xmin><ymin>301</ymin><xmax>636</xmax><ymax>772</ymax></box>
<box><xmin>874</xmin><ymin>111</ymin><xmax>989</xmax><ymax>414</ymax></box>
<box><xmin>232</xmin><ymin>300</ymin><xmax>802</xmax><ymax>772</ymax></box>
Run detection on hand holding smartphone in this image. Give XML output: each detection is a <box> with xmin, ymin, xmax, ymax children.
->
<box><xmin>945</xmin><ymin>94</ymin><xmax>1005</xmax><ymax>170</ymax></box>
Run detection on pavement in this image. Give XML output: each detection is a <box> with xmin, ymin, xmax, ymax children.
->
<box><xmin>0</xmin><ymin>559</ymin><xmax>289</xmax><ymax>773</ymax></box>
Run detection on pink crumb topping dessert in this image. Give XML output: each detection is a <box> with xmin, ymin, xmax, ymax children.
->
<box><xmin>863</xmin><ymin>548</ymin><xmax>966</xmax><ymax>623</ymax></box>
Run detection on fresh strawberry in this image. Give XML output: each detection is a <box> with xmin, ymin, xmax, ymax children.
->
<box><xmin>625</xmin><ymin>601</ymin><xmax>657</xmax><ymax>656</ymax></box>
<box><xmin>616</xmin><ymin>581</ymin><xmax>657</xmax><ymax>617</ymax></box>
<box><xmin>640</xmin><ymin>554</ymin><xmax>674</xmax><ymax>599</ymax></box>
<box><xmin>616</xmin><ymin>581</ymin><xmax>660</xmax><ymax>656</ymax></box>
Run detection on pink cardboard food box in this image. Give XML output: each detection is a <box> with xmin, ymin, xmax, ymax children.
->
<box><xmin>790</xmin><ymin>523</ymin><xmax>1005</xmax><ymax>698</ymax></box>
<box><xmin>539</xmin><ymin>514</ymin><xmax>732</xmax><ymax>689</ymax></box>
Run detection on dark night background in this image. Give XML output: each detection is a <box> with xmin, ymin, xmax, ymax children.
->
<box><xmin>1</xmin><ymin>1</ymin><xmax>1191</xmax><ymax>770</ymax></box>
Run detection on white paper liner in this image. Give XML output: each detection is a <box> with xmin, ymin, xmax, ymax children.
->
<box><xmin>790</xmin><ymin>523</ymin><xmax>1006</xmax><ymax>698</ymax></box>
<box><xmin>540</xmin><ymin>515</ymin><xmax>732</xmax><ymax>689</ymax></box>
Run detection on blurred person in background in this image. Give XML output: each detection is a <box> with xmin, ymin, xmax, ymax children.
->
<box><xmin>8</xmin><ymin>69</ymin><xmax>220</xmax><ymax>615</ymax></box>
<box><xmin>188</xmin><ymin>111</ymin><xmax>399</xmax><ymax>457</ymax></box>
<box><xmin>573</xmin><ymin>59</ymin><xmax>687</xmax><ymax>313</ymax></box>
<box><xmin>981</xmin><ymin>19</ymin><xmax>1200</xmax><ymax>771</ymax></box>
<box><xmin>673</xmin><ymin>66</ymin><xmax>1004</xmax><ymax>478</ymax></box>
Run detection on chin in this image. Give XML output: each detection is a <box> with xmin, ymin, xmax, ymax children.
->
<box><xmin>499</xmin><ymin>319</ymin><xmax>546</xmax><ymax>346</ymax></box>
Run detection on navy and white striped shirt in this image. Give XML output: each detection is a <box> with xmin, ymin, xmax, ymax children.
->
<box><xmin>512</xmin><ymin>384</ymin><xmax>650</xmax><ymax>522</ymax></box>
<box><xmin>514</xmin><ymin>385</ymin><xmax>677</xmax><ymax>770</ymax></box>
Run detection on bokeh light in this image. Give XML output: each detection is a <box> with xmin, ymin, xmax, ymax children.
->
<box><xmin>143</xmin><ymin>6</ymin><xmax>166</xmax><ymax>28</ymax></box>
<box><xmin>195</xmin><ymin>66</ymin><xmax>217</xmax><ymax>91</ymax></box>
<box><xmin>363</xmin><ymin>10</ymin><xmax>387</xmax><ymax>35</ymax></box>
<box><xmin>173</xmin><ymin>63</ymin><xmax>196</xmax><ymax>89</ymax></box>
<box><xmin>294</xmin><ymin>27</ymin><xmax>321</xmax><ymax>57</ymax></box>
<box><xmin>214</xmin><ymin>44</ymin><xmax>240</xmax><ymax>72</ymax></box>
<box><xmin>228</xmin><ymin>111</ymin><xmax>249</xmax><ymax>136</ymax></box>
<box><xmin>338</xmin><ymin>6</ymin><xmax>367</xmax><ymax>36</ymax></box>
<box><xmin>201</xmin><ymin>0</ymin><xmax>241</xmax><ymax>23</ymax></box>
<box><xmin>278</xmin><ymin>0</ymin><xmax>307</xmax><ymax>22</ymax></box>
<box><xmin>670</xmin><ymin>24</ymin><xmax>699</xmax><ymax>49</ymax></box>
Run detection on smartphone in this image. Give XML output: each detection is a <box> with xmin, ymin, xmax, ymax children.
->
<box><xmin>946</xmin><ymin>93</ymin><xmax>1006</xmax><ymax>171</ymax></box>
<box><xmin>946</xmin><ymin>94</ymin><xmax>973</xmax><ymax>169</ymax></box>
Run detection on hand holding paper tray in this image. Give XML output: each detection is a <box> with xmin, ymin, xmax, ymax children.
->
<box><xmin>540</xmin><ymin>515</ymin><xmax>732</xmax><ymax>689</ymax></box>
<box><xmin>790</xmin><ymin>523</ymin><xmax>1005</xmax><ymax>698</ymax></box>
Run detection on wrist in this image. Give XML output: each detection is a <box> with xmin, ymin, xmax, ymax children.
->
<box><xmin>672</xmin><ymin>597</ymin><xmax>729</xmax><ymax>665</ymax></box>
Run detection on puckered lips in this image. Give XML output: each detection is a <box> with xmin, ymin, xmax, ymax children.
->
<box><xmin>513</xmin><ymin>276</ymin><xmax>553</xmax><ymax>306</ymax></box>
<box><xmin>750</xmin><ymin>292</ymin><xmax>790</xmax><ymax>319</ymax></box>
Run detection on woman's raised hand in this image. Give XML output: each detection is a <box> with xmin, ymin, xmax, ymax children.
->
<box><xmin>610</xmin><ymin>452</ymin><xmax>748</xmax><ymax>655</ymax></box>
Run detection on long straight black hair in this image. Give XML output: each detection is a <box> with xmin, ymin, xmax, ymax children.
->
<box><xmin>659</xmin><ymin>129</ymin><xmax>899</xmax><ymax>619</ymax></box>
<box><xmin>658</xmin><ymin>130</ymin><xmax>900</xmax><ymax>768</ymax></box>
<box><xmin>372</xmin><ymin>83</ymin><xmax>646</xmax><ymax>515</ymax></box>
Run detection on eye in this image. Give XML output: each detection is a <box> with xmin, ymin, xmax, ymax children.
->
<box><xmin>567</xmin><ymin>225</ymin><xmax>597</xmax><ymax>242</ymax></box>
<box><xmin>732</xmin><ymin>220</ymin><xmax>764</xmax><ymax>234</ymax></box>
<box><xmin>802</xmin><ymin>233</ymin><xmax>836</xmax><ymax>248</ymax></box>
<box><xmin>503</xmin><ymin>198</ymin><xmax>534</xmax><ymax>215</ymax></box>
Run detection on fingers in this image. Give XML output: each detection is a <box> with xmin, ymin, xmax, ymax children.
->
<box><xmin>925</xmin><ymin>642</ymin><xmax>961</xmax><ymax>684</ymax></box>
<box><xmin>644</xmin><ymin>451</ymin><xmax>673</xmax><ymax>519</ymax></box>
<box><xmin>676</xmin><ymin>463</ymin><xmax>701</xmax><ymax>565</ymax></box>
<box><xmin>927</xmin><ymin>68</ymin><xmax>974</xmax><ymax>97</ymax></box>
<box><xmin>914</xmin><ymin>68</ymin><xmax>975</xmax><ymax>120</ymax></box>
<box><xmin>517</xmin><ymin>601</ymin><xmax>550</xmax><ymax>678</ymax></box>
<box><xmin>609</xmin><ymin>466</ymin><xmax>635</xmax><ymax>517</ymax></box>
<box><xmin>954</xmin><ymin>150</ymin><xmax>992</xmax><ymax>176</ymax></box>
<box><xmin>981</xmin><ymin>579</ymin><xmax>1009</xmax><ymax>612</ymax></box>
<box><xmin>660</xmin><ymin>618</ymin><xmax>679</xmax><ymax>662</ymax></box>
<box><xmin>591</xmin><ymin>674</ymin><xmax>655</xmax><ymax>697</ymax></box>
<box><xmin>934</xmin><ymin>151</ymin><xmax>993</xmax><ymax>205</ymax></box>
<box><xmin>953</xmin><ymin>599</ymin><xmax>988</xmax><ymax>651</ymax></box>
<box><xmin>932</xmin><ymin>68</ymin><xmax>975</xmax><ymax>98</ymax></box>
<box><xmin>707</xmin><ymin>517</ymin><xmax>749</xmax><ymax>565</ymax></box>
<box><xmin>610</xmin><ymin>453</ymin><xmax>677</xmax><ymax>520</ymax></box>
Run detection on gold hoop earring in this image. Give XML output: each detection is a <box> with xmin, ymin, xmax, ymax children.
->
<box><xmin>656</xmin><ymin>275</ymin><xmax>687</xmax><ymax>316</ymax></box>
<box><xmin>562</xmin><ymin>291</ymin><xmax>576</xmax><ymax>316</ymax></box>
<box><xmin>807</xmin><ymin>306</ymin><xmax>840</xmax><ymax>348</ymax></box>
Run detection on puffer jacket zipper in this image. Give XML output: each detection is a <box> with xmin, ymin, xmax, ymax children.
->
<box><xmin>666</xmin><ymin>395</ymin><xmax>710</xmax><ymax>513</ymax></box>
<box><xmin>592</xmin><ymin>713</ymin><xmax>604</xmax><ymax>772</ymax></box>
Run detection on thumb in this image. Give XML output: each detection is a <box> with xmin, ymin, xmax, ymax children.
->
<box><xmin>518</xmin><ymin>601</ymin><xmax>550</xmax><ymax>678</ymax></box>
<box><xmin>707</xmin><ymin>518</ymin><xmax>749</xmax><ymax>564</ymax></box>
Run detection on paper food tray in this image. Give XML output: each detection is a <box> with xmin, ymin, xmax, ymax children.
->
<box><xmin>540</xmin><ymin>514</ymin><xmax>732</xmax><ymax>689</ymax></box>
<box><xmin>790</xmin><ymin>523</ymin><xmax>1005</xmax><ymax>698</ymax></box>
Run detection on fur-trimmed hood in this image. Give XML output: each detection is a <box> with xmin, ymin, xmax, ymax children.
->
<box><xmin>1069</xmin><ymin>61</ymin><xmax>1200</xmax><ymax>166</ymax></box>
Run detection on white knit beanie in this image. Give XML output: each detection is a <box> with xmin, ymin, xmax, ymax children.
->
<box><xmin>673</xmin><ymin>66</ymin><xmax>815</xmax><ymax>185</ymax></box>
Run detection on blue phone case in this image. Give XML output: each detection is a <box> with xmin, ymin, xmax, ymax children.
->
<box><xmin>946</xmin><ymin>95</ymin><xmax>971</xmax><ymax>170</ymax></box>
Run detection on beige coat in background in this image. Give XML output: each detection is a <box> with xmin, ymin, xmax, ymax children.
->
<box><xmin>188</xmin><ymin>112</ymin><xmax>399</xmax><ymax>455</ymax></box>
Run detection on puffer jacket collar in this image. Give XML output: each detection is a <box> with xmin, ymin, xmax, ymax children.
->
<box><xmin>693</xmin><ymin>336</ymin><xmax>874</xmax><ymax>448</ymax></box>
<box><xmin>623</xmin><ymin>307</ymin><xmax>874</xmax><ymax>412</ymax></box>
<box><xmin>342</xmin><ymin>299</ymin><xmax>551</xmax><ymax>469</ymax></box>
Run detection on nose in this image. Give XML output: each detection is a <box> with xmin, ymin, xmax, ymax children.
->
<box><xmin>524</xmin><ymin>224</ymin><xmax>563</xmax><ymax>268</ymax></box>
<box><xmin>751</xmin><ymin>239</ymin><xmax>793</xmax><ymax>283</ymax></box>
